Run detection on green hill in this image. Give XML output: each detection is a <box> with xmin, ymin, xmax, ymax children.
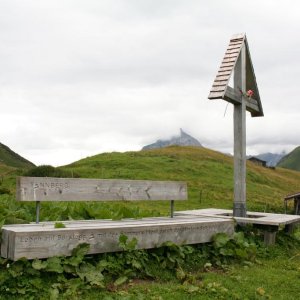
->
<box><xmin>0</xmin><ymin>142</ymin><xmax>35</xmax><ymax>168</ymax></box>
<box><xmin>1</xmin><ymin>145</ymin><xmax>300</xmax><ymax>221</ymax></box>
<box><xmin>277</xmin><ymin>146</ymin><xmax>300</xmax><ymax>171</ymax></box>
<box><xmin>61</xmin><ymin>146</ymin><xmax>300</xmax><ymax>214</ymax></box>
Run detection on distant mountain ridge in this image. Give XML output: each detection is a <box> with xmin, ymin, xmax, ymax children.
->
<box><xmin>0</xmin><ymin>142</ymin><xmax>35</xmax><ymax>168</ymax></box>
<box><xmin>142</xmin><ymin>129</ymin><xmax>202</xmax><ymax>150</ymax></box>
<box><xmin>254</xmin><ymin>152</ymin><xmax>285</xmax><ymax>167</ymax></box>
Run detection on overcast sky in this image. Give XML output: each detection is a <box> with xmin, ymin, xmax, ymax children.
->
<box><xmin>1</xmin><ymin>0</ymin><xmax>300</xmax><ymax>166</ymax></box>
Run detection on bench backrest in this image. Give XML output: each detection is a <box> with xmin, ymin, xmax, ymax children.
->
<box><xmin>17</xmin><ymin>177</ymin><xmax>188</xmax><ymax>222</ymax></box>
<box><xmin>17</xmin><ymin>177</ymin><xmax>187</xmax><ymax>202</ymax></box>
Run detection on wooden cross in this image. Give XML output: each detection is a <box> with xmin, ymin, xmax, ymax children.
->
<box><xmin>208</xmin><ymin>33</ymin><xmax>264</xmax><ymax>217</ymax></box>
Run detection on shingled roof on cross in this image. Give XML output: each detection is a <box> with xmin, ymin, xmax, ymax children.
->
<box><xmin>208</xmin><ymin>33</ymin><xmax>263</xmax><ymax>117</ymax></box>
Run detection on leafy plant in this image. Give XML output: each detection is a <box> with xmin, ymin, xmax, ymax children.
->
<box><xmin>150</xmin><ymin>241</ymin><xmax>194</xmax><ymax>270</ymax></box>
<box><xmin>207</xmin><ymin>231</ymin><xmax>258</xmax><ymax>266</ymax></box>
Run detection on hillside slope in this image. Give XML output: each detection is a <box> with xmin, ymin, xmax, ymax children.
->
<box><xmin>0</xmin><ymin>143</ymin><xmax>35</xmax><ymax>168</ymax></box>
<box><xmin>277</xmin><ymin>146</ymin><xmax>300</xmax><ymax>171</ymax></box>
<box><xmin>0</xmin><ymin>146</ymin><xmax>300</xmax><ymax>223</ymax></box>
<box><xmin>63</xmin><ymin>146</ymin><xmax>300</xmax><ymax>214</ymax></box>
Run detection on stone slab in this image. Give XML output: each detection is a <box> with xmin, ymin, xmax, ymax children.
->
<box><xmin>1</xmin><ymin>216</ymin><xmax>234</xmax><ymax>260</ymax></box>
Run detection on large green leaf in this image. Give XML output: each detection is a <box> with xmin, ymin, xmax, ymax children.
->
<box><xmin>32</xmin><ymin>259</ymin><xmax>48</xmax><ymax>270</ymax></box>
<box><xmin>213</xmin><ymin>233</ymin><xmax>230</xmax><ymax>248</ymax></box>
<box><xmin>45</xmin><ymin>257</ymin><xmax>64</xmax><ymax>273</ymax></box>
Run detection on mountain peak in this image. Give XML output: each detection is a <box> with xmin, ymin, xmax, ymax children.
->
<box><xmin>142</xmin><ymin>129</ymin><xmax>202</xmax><ymax>150</ymax></box>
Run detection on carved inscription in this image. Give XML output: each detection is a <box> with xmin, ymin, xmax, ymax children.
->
<box><xmin>31</xmin><ymin>182</ymin><xmax>70</xmax><ymax>190</ymax></box>
<box><xmin>16</xmin><ymin>223</ymin><xmax>230</xmax><ymax>246</ymax></box>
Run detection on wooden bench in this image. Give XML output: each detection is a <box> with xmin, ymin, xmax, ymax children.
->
<box><xmin>16</xmin><ymin>176</ymin><xmax>188</xmax><ymax>223</ymax></box>
<box><xmin>177</xmin><ymin>208</ymin><xmax>300</xmax><ymax>245</ymax></box>
<box><xmin>1</xmin><ymin>176</ymin><xmax>235</xmax><ymax>260</ymax></box>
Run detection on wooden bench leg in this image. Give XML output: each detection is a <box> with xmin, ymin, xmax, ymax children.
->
<box><xmin>284</xmin><ymin>224</ymin><xmax>295</xmax><ymax>234</ymax></box>
<box><xmin>264</xmin><ymin>231</ymin><xmax>277</xmax><ymax>245</ymax></box>
<box><xmin>36</xmin><ymin>201</ymin><xmax>41</xmax><ymax>224</ymax></box>
<box><xmin>262</xmin><ymin>225</ymin><xmax>278</xmax><ymax>246</ymax></box>
<box><xmin>170</xmin><ymin>200</ymin><xmax>174</xmax><ymax>218</ymax></box>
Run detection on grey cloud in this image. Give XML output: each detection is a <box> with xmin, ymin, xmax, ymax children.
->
<box><xmin>1</xmin><ymin>0</ymin><xmax>300</xmax><ymax>165</ymax></box>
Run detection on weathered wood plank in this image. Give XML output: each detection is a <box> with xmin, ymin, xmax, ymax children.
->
<box><xmin>230</xmin><ymin>33</ymin><xmax>245</xmax><ymax>40</ymax></box>
<box><xmin>227</xmin><ymin>45</ymin><xmax>242</xmax><ymax>51</ymax></box>
<box><xmin>225</xmin><ymin>49</ymin><xmax>240</xmax><ymax>55</ymax></box>
<box><xmin>222</xmin><ymin>57</ymin><xmax>236</xmax><ymax>64</ymax></box>
<box><xmin>223</xmin><ymin>53</ymin><xmax>239</xmax><ymax>59</ymax></box>
<box><xmin>219</xmin><ymin>65</ymin><xmax>234</xmax><ymax>71</ymax></box>
<box><xmin>208</xmin><ymin>91</ymin><xmax>224</xmax><ymax>99</ymax></box>
<box><xmin>228</xmin><ymin>43</ymin><xmax>243</xmax><ymax>49</ymax></box>
<box><xmin>285</xmin><ymin>192</ymin><xmax>300</xmax><ymax>200</ymax></box>
<box><xmin>1</xmin><ymin>217</ymin><xmax>234</xmax><ymax>260</ymax></box>
<box><xmin>230</xmin><ymin>38</ymin><xmax>243</xmax><ymax>42</ymax></box>
<box><xmin>212</xmin><ymin>80</ymin><xmax>228</xmax><ymax>86</ymax></box>
<box><xmin>17</xmin><ymin>177</ymin><xmax>187</xmax><ymax>202</ymax></box>
<box><xmin>210</xmin><ymin>86</ymin><xmax>226</xmax><ymax>92</ymax></box>
<box><xmin>4</xmin><ymin>216</ymin><xmax>232</xmax><ymax>230</ymax></box>
<box><xmin>177</xmin><ymin>209</ymin><xmax>300</xmax><ymax>226</ymax></box>
<box><xmin>216</xmin><ymin>70</ymin><xmax>231</xmax><ymax>75</ymax></box>
<box><xmin>220</xmin><ymin>62</ymin><xmax>235</xmax><ymax>68</ymax></box>
<box><xmin>230</xmin><ymin>37</ymin><xmax>244</xmax><ymax>42</ymax></box>
<box><xmin>230</xmin><ymin>38</ymin><xmax>244</xmax><ymax>43</ymax></box>
<box><xmin>215</xmin><ymin>75</ymin><xmax>231</xmax><ymax>81</ymax></box>
<box><xmin>220</xmin><ymin>61</ymin><xmax>235</xmax><ymax>67</ymax></box>
<box><xmin>217</xmin><ymin>69</ymin><xmax>232</xmax><ymax>74</ymax></box>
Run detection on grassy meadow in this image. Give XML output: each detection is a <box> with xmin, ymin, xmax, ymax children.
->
<box><xmin>0</xmin><ymin>146</ymin><xmax>300</xmax><ymax>299</ymax></box>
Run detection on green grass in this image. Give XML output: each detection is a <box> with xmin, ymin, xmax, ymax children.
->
<box><xmin>62</xmin><ymin>146</ymin><xmax>300</xmax><ymax>215</ymax></box>
<box><xmin>75</xmin><ymin>231</ymin><xmax>300</xmax><ymax>300</ymax></box>
<box><xmin>1</xmin><ymin>145</ymin><xmax>300</xmax><ymax>223</ymax></box>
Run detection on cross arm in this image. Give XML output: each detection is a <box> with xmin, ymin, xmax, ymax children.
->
<box><xmin>224</xmin><ymin>87</ymin><xmax>262</xmax><ymax>117</ymax></box>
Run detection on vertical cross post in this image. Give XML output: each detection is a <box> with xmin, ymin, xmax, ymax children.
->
<box><xmin>233</xmin><ymin>44</ymin><xmax>247</xmax><ymax>217</ymax></box>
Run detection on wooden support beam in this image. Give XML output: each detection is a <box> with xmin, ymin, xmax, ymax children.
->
<box><xmin>233</xmin><ymin>44</ymin><xmax>247</xmax><ymax>218</ymax></box>
<box><xmin>224</xmin><ymin>87</ymin><xmax>260</xmax><ymax>115</ymax></box>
